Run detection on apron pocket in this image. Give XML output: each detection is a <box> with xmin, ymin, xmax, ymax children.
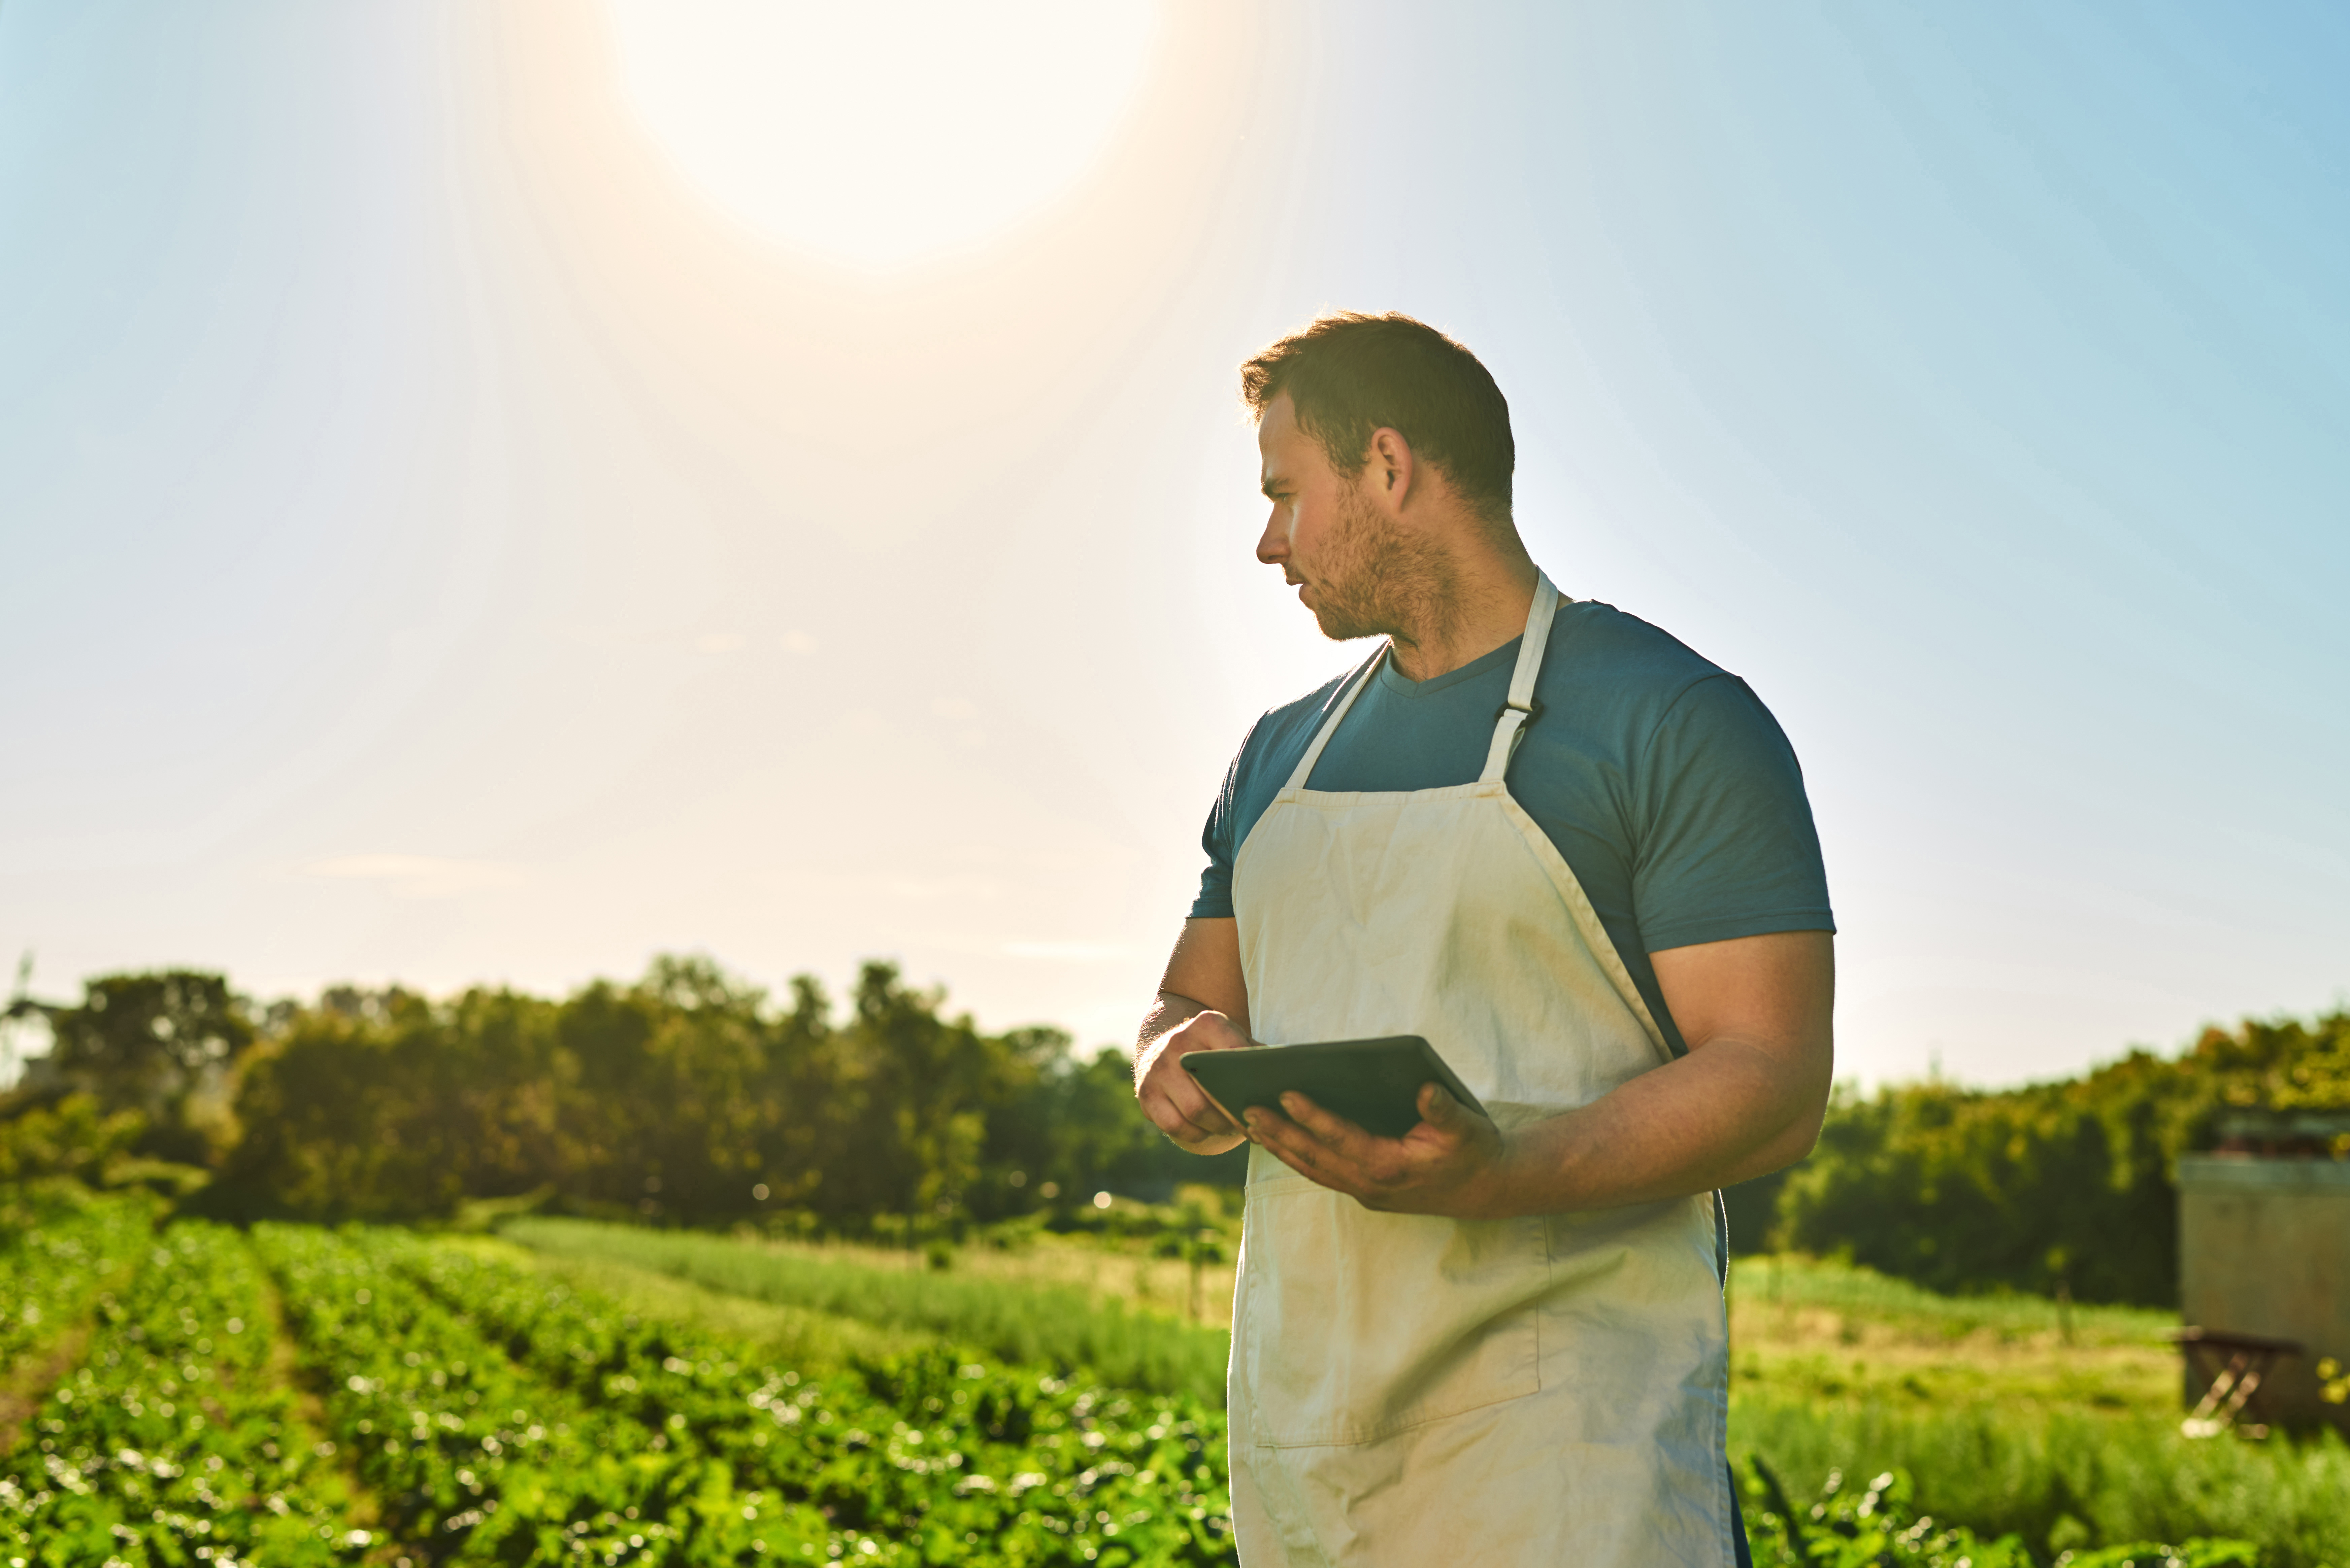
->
<box><xmin>1239</xmin><ymin>1174</ymin><xmax>1547</xmax><ymax>1448</ymax></box>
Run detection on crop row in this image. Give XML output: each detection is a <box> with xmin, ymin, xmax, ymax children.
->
<box><xmin>0</xmin><ymin>1220</ymin><xmax>362</xmax><ymax>1568</ymax></box>
<box><xmin>395</xmin><ymin>1236</ymin><xmax>1234</xmax><ymax>1565</ymax></box>
<box><xmin>0</xmin><ymin>1194</ymin><xmax>155</xmax><ymax>1375</ymax></box>
<box><xmin>255</xmin><ymin>1221</ymin><xmax>829</xmax><ymax>1566</ymax></box>
<box><xmin>5</xmin><ymin>1213</ymin><xmax>2284</xmax><ymax>1566</ymax></box>
<box><xmin>499</xmin><ymin>1221</ymin><xmax>1230</xmax><ymax>1407</ymax></box>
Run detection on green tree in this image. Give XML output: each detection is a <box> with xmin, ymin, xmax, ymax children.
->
<box><xmin>1774</xmin><ymin>1009</ymin><xmax>2350</xmax><ymax>1305</ymax></box>
<box><xmin>0</xmin><ymin>1093</ymin><xmax>145</xmax><ymax>1184</ymax></box>
<box><xmin>838</xmin><ymin>962</ymin><xmax>1026</xmax><ymax>1233</ymax></box>
<box><xmin>41</xmin><ymin>970</ymin><xmax>253</xmax><ymax>1164</ymax></box>
<box><xmin>195</xmin><ymin>953</ymin><xmax>1247</xmax><ymax>1228</ymax></box>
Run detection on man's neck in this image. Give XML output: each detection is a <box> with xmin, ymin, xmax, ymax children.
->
<box><xmin>1384</xmin><ymin>546</ymin><xmax>1539</xmax><ymax>683</ymax></box>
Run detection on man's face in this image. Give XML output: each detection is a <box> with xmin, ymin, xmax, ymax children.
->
<box><xmin>1255</xmin><ymin>393</ymin><xmax>1430</xmax><ymax>642</ymax></box>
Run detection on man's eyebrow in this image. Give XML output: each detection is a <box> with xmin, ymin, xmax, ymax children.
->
<box><xmin>1260</xmin><ymin>473</ymin><xmax>1286</xmax><ymax>499</ymax></box>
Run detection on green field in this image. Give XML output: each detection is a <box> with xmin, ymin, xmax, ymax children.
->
<box><xmin>2</xmin><ymin>1201</ymin><xmax>2341</xmax><ymax>1565</ymax></box>
<box><xmin>1722</xmin><ymin>1256</ymin><xmax>2347</xmax><ymax>1564</ymax></box>
<box><xmin>498</xmin><ymin>1218</ymin><xmax>1233</xmax><ymax>1406</ymax></box>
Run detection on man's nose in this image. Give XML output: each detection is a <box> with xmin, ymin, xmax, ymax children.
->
<box><xmin>1256</xmin><ymin>507</ymin><xmax>1288</xmax><ymax>565</ymax></box>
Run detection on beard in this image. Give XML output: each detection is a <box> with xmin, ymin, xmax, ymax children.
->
<box><xmin>1304</xmin><ymin>485</ymin><xmax>1455</xmax><ymax>644</ymax></box>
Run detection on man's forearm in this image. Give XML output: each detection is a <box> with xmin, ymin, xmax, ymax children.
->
<box><xmin>1472</xmin><ymin>1033</ymin><xmax>1826</xmax><ymax>1217</ymax></box>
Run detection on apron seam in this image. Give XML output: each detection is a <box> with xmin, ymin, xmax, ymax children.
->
<box><xmin>1496</xmin><ymin>790</ymin><xmax>1677</xmax><ymax>1066</ymax></box>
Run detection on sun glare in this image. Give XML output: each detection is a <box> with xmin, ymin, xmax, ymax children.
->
<box><xmin>602</xmin><ymin>0</ymin><xmax>1161</xmax><ymax>272</ymax></box>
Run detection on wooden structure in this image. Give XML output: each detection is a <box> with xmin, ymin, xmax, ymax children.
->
<box><xmin>2176</xmin><ymin>1151</ymin><xmax>2350</xmax><ymax>1432</ymax></box>
<box><xmin>2167</xmin><ymin>1327</ymin><xmax>2301</xmax><ymax>1437</ymax></box>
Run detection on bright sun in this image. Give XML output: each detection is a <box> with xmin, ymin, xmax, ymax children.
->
<box><xmin>602</xmin><ymin>0</ymin><xmax>1162</xmax><ymax>273</ymax></box>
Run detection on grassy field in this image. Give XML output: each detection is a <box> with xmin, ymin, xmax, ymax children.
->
<box><xmin>1720</xmin><ymin>1256</ymin><xmax>2349</xmax><ymax>1562</ymax></box>
<box><xmin>1728</xmin><ymin>1253</ymin><xmax>2180</xmax><ymax>1418</ymax></box>
<box><xmin>500</xmin><ymin>1220</ymin><xmax>2350</xmax><ymax>1566</ymax></box>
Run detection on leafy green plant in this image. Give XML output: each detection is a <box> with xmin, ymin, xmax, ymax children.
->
<box><xmin>0</xmin><ymin>1190</ymin><xmax>152</xmax><ymax>1376</ymax></box>
<box><xmin>1739</xmin><ymin>1459</ymin><xmax>2261</xmax><ymax>1568</ymax></box>
<box><xmin>502</xmin><ymin>1218</ymin><xmax>1232</xmax><ymax>1406</ymax></box>
<box><xmin>402</xmin><ymin>1232</ymin><xmax>1235</xmax><ymax>1564</ymax></box>
<box><xmin>0</xmin><ymin>1220</ymin><xmax>358</xmax><ymax>1565</ymax></box>
<box><xmin>257</xmin><ymin>1221</ymin><xmax>809</xmax><ymax>1563</ymax></box>
<box><xmin>256</xmin><ymin>1223</ymin><xmax>1239</xmax><ymax>1564</ymax></box>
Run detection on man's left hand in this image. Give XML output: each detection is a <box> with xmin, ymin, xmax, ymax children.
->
<box><xmin>1246</xmin><ymin>1083</ymin><xmax>1513</xmax><ymax>1218</ymax></box>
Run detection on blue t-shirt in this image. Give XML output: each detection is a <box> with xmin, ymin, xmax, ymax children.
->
<box><xmin>1191</xmin><ymin>601</ymin><xmax>1834</xmax><ymax>1054</ymax></box>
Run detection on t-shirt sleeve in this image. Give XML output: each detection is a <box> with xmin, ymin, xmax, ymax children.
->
<box><xmin>1631</xmin><ymin>674</ymin><xmax>1834</xmax><ymax>952</ymax></box>
<box><xmin>1187</xmin><ymin>727</ymin><xmax>1254</xmax><ymax>920</ymax></box>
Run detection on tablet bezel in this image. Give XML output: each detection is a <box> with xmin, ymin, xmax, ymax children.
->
<box><xmin>1180</xmin><ymin>1035</ymin><xmax>1487</xmax><ymax>1141</ymax></box>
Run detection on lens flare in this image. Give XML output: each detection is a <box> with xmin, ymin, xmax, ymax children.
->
<box><xmin>602</xmin><ymin>0</ymin><xmax>1160</xmax><ymax>272</ymax></box>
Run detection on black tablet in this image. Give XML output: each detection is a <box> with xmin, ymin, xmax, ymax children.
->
<box><xmin>1181</xmin><ymin>1035</ymin><xmax>1486</xmax><ymax>1141</ymax></box>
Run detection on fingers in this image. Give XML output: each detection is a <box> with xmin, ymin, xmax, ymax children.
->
<box><xmin>1141</xmin><ymin>1074</ymin><xmax>1239</xmax><ymax>1148</ymax></box>
<box><xmin>1277</xmin><ymin>1092</ymin><xmax>1371</xmax><ymax>1155</ymax></box>
<box><xmin>1248</xmin><ymin>1097</ymin><xmax>1386</xmax><ymax>1194</ymax></box>
<box><xmin>1157</xmin><ymin>1060</ymin><xmax>1233</xmax><ymax>1130</ymax></box>
<box><xmin>1241</xmin><ymin>1084</ymin><xmax>1504</xmax><ymax>1217</ymax></box>
<box><xmin>1135</xmin><ymin>1025</ymin><xmax>1247</xmax><ymax>1149</ymax></box>
<box><xmin>1245</xmin><ymin>1106</ymin><xmax>1337</xmax><ymax>1185</ymax></box>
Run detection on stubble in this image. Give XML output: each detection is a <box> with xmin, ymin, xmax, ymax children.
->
<box><xmin>1306</xmin><ymin>485</ymin><xmax>1459</xmax><ymax>649</ymax></box>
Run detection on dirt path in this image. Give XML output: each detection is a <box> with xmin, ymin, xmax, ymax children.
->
<box><xmin>0</xmin><ymin>1253</ymin><xmax>144</xmax><ymax>1457</ymax></box>
<box><xmin>245</xmin><ymin>1232</ymin><xmax>418</xmax><ymax>1566</ymax></box>
<box><xmin>0</xmin><ymin>1318</ymin><xmax>94</xmax><ymax>1457</ymax></box>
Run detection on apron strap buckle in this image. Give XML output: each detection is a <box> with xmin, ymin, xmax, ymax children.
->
<box><xmin>1481</xmin><ymin>695</ymin><xmax>1544</xmax><ymax>783</ymax></box>
<box><xmin>1495</xmin><ymin>696</ymin><xmax>1543</xmax><ymax>728</ymax></box>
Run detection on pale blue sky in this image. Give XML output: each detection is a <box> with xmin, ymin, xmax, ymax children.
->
<box><xmin>2</xmin><ymin>1</ymin><xmax>2344</xmax><ymax>1087</ymax></box>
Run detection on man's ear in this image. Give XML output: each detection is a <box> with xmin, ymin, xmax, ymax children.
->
<box><xmin>1366</xmin><ymin>426</ymin><xmax>1415</xmax><ymax>508</ymax></box>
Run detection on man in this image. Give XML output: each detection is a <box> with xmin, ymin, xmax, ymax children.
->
<box><xmin>1131</xmin><ymin>313</ymin><xmax>1834</xmax><ymax>1565</ymax></box>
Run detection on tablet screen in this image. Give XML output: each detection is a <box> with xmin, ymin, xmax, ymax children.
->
<box><xmin>1181</xmin><ymin>1035</ymin><xmax>1484</xmax><ymax>1141</ymax></box>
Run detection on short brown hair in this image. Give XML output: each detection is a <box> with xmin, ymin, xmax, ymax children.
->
<box><xmin>1241</xmin><ymin>312</ymin><xmax>1514</xmax><ymax>521</ymax></box>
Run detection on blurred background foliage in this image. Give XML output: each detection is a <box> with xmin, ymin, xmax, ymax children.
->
<box><xmin>5</xmin><ymin>955</ymin><xmax>2346</xmax><ymax>1307</ymax></box>
<box><xmin>2</xmin><ymin>956</ymin><xmax>1244</xmax><ymax>1233</ymax></box>
<box><xmin>1726</xmin><ymin>1008</ymin><xmax>2350</xmax><ymax>1306</ymax></box>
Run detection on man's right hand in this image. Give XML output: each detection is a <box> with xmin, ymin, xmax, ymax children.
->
<box><xmin>1134</xmin><ymin>918</ymin><xmax>1254</xmax><ymax>1155</ymax></box>
<box><xmin>1135</xmin><ymin>1006</ymin><xmax>1253</xmax><ymax>1154</ymax></box>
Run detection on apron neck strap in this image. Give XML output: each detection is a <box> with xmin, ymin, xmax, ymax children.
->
<box><xmin>1279</xmin><ymin>571</ymin><xmax>1565</xmax><ymax>794</ymax></box>
<box><xmin>1281</xmin><ymin>646</ymin><xmax>1386</xmax><ymax>793</ymax></box>
<box><xmin>1478</xmin><ymin>572</ymin><xmax>1562</xmax><ymax>784</ymax></box>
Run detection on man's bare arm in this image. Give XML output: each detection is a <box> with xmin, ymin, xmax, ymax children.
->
<box><xmin>1132</xmin><ymin>918</ymin><xmax>1255</xmax><ymax>1155</ymax></box>
<box><xmin>1243</xmin><ymin>930</ymin><xmax>1834</xmax><ymax>1217</ymax></box>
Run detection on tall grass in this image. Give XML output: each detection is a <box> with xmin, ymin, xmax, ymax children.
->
<box><xmin>501</xmin><ymin>1217</ymin><xmax>1231</xmax><ymax>1405</ymax></box>
<box><xmin>1728</xmin><ymin>1253</ymin><xmax>2172</xmax><ymax>1346</ymax></box>
<box><xmin>1733</xmin><ymin>1394</ymin><xmax>2350</xmax><ymax>1568</ymax></box>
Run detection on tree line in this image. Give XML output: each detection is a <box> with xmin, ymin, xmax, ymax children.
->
<box><xmin>0</xmin><ymin>956</ymin><xmax>1244</xmax><ymax>1228</ymax></box>
<box><xmin>6</xmin><ymin>956</ymin><xmax>2344</xmax><ymax>1305</ymax></box>
<box><xmin>1727</xmin><ymin>1005</ymin><xmax>2350</xmax><ymax>1306</ymax></box>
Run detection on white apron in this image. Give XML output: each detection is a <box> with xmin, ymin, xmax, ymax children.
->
<box><xmin>1226</xmin><ymin>574</ymin><xmax>1733</xmax><ymax>1567</ymax></box>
